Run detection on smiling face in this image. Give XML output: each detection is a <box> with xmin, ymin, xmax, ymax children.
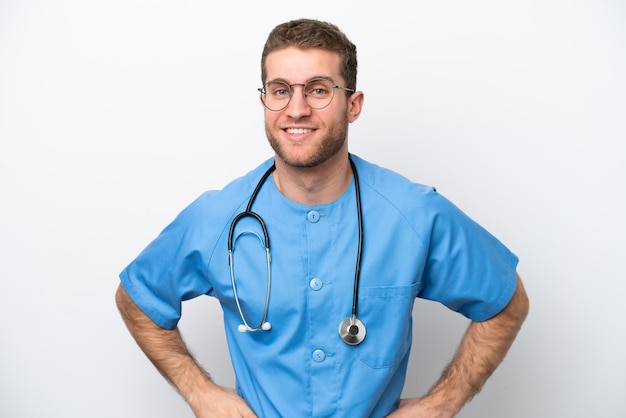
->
<box><xmin>262</xmin><ymin>47</ymin><xmax>363</xmax><ymax>169</ymax></box>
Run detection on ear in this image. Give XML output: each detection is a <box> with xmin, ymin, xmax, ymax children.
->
<box><xmin>347</xmin><ymin>91</ymin><xmax>364</xmax><ymax>123</ymax></box>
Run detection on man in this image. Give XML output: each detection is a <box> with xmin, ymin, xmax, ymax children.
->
<box><xmin>116</xmin><ymin>18</ymin><xmax>529</xmax><ymax>418</ymax></box>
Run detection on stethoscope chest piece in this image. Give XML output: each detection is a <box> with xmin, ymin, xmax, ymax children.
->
<box><xmin>339</xmin><ymin>316</ymin><xmax>366</xmax><ymax>345</ymax></box>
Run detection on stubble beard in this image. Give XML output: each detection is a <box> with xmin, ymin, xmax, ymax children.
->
<box><xmin>265</xmin><ymin>113</ymin><xmax>350</xmax><ymax>169</ymax></box>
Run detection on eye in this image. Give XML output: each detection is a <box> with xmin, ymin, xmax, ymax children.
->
<box><xmin>306</xmin><ymin>85</ymin><xmax>329</xmax><ymax>97</ymax></box>
<box><xmin>267</xmin><ymin>82</ymin><xmax>291</xmax><ymax>98</ymax></box>
<box><xmin>305</xmin><ymin>80</ymin><xmax>333</xmax><ymax>97</ymax></box>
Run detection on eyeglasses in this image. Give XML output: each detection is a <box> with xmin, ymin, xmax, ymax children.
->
<box><xmin>258</xmin><ymin>77</ymin><xmax>355</xmax><ymax>111</ymax></box>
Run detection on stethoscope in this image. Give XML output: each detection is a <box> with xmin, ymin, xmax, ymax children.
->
<box><xmin>227</xmin><ymin>157</ymin><xmax>366</xmax><ymax>345</ymax></box>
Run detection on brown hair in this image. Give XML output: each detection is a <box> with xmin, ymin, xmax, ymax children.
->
<box><xmin>261</xmin><ymin>19</ymin><xmax>358</xmax><ymax>90</ymax></box>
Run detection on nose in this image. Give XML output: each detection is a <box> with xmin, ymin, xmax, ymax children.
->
<box><xmin>285</xmin><ymin>85</ymin><xmax>312</xmax><ymax>118</ymax></box>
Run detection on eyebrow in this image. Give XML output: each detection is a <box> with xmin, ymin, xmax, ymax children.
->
<box><xmin>266</xmin><ymin>76</ymin><xmax>337</xmax><ymax>85</ymax></box>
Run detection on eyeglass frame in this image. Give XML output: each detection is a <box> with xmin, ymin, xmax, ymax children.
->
<box><xmin>258</xmin><ymin>77</ymin><xmax>355</xmax><ymax>111</ymax></box>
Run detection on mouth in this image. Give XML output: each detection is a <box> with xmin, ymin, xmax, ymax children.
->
<box><xmin>284</xmin><ymin>127</ymin><xmax>314</xmax><ymax>135</ymax></box>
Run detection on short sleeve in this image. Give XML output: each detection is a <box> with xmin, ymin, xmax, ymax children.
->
<box><xmin>119</xmin><ymin>193</ymin><xmax>216</xmax><ymax>329</ymax></box>
<box><xmin>418</xmin><ymin>191</ymin><xmax>519</xmax><ymax>322</ymax></box>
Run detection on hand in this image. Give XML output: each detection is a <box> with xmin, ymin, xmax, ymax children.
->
<box><xmin>188</xmin><ymin>384</ymin><xmax>257</xmax><ymax>418</ymax></box>
<box><xmin>385</xmin><ymin>397</ymin><xmax>457</xmax><ymax>418</ymax></box>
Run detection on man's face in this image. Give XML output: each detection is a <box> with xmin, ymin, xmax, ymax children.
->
<box><xmin>262</xmin><ymin>47</ymin><xmax>358</xmax><ymax>169</ymax></box>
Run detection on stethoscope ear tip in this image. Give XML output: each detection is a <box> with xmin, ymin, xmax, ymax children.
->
<box><xmin>238</xmin><ymin>322</ymin><xmax>272</xmax><ymax>332</ymax></box>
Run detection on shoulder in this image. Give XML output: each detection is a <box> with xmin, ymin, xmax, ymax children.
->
<box><xmin>350</xmin><ymin>154</ymin><xmax>474</xmax><ymax>242</ymax></box>
<box><xmin>167</xmin><ymin>158</ymin><xmax>275</xmax><ymax>234</ymax></box>
<box><xmin>182</xmin><ymin>158</ymin><xmax>274</xmax><ymax>216</ymax></box>
<box><xmin>350</xmin><ymin>154</ymin><xmax>446</xmax><ymax>212</ymax></box>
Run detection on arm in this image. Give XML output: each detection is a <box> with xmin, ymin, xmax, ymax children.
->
<box><xmin>115</xmin><ymin>284</ymin><xmax>257</xmax><ymax>418</ymax></box>
<box><xmin>390</xmin><ymin>274</ymin><xmax>529</xmax><ymax>418</ymax></box>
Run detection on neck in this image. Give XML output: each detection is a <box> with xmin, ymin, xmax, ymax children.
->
<box><xmin>272</xmin><ymin>154</ymin><xmax>353</xmax><ymax>205</ymax></box>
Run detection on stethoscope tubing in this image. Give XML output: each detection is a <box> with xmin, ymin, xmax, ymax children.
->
<box><xmin>228</xmin><ymin>156</ymin><xmax>366</xmax><ymax>344</ymax></box>
<box><xmin>227</xmin><ymin>165</ymin><xmax>275</xmax><ymax>332</ymax></box>
<box><xmin>349</xmin><ymin>157</ymin><xmax>363</xmax><ymax>319</ymax></box>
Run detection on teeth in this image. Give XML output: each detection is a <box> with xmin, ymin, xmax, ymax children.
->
<box><xmin>286</xmin><ymin>128</ymin><xmax>312</xmax><ymax>135</ymax></box>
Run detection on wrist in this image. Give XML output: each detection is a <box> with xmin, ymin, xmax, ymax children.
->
<box><xmin>427</xmin><ymin>384</ymin><xmax>469</xmax><ymax>416</ymax></box>
<box><xmin>171</xmin><ymin>360</ymin><xmax>215</xmax><ymax>403</ymax></box>
<box><xmin>183</xmin><ymin>375</ymin><xmax>220</xmax><ymax>412</ymax></box>
<box><xmin>400</xmin><ymin>395</ymin><xmax>459</xmax><ymax>418</ymax></box>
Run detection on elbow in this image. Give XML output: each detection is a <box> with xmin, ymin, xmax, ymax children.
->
<box><xmin>115</xmin><ymin>283</ymin><xmax>131</xmax><ymax>315</ymax></box>
<box><xmin>511</xmin><ymin>273</ymin><xmax>530</xmax><ymax>325</ymax></box>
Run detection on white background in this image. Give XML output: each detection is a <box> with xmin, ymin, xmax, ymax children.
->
<box><xmin>1</xmin><ymin>1</ymin><xmax>625</xmax><ymax>417</ymax></box>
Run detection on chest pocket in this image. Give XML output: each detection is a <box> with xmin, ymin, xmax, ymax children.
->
<box><xmin>355</xmin><ymin>282</ymin><xmax>419</xmax><ymax>369</ymax></box>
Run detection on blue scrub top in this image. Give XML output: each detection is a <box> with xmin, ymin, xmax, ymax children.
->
<box><xmin>120</xmin><ymin>154</ymin><xmax>518</xmax><ymax>417</ymax></box>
